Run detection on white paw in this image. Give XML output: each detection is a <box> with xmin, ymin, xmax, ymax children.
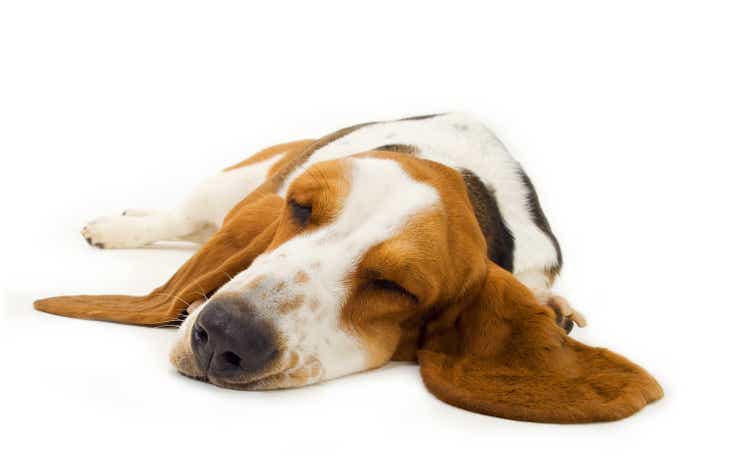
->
<box><xmin>81</xmin><ymin>216</ymin><xmax>148</xmax><ymax>249</ymax></box>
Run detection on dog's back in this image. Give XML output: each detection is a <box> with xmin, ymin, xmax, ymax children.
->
<box><xmin>276</xmin><ymin>113</ymin><xmax>562</xmax><ymax>299</ymax></box>
<box><xmin>77</xmin><ymin>113</ymin><xmax>572</xmax><ymax>320</ymax></box>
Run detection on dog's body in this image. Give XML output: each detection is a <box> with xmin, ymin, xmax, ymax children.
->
<box><xmin>80</xmin><ymin>113</ymin><xmax>578</xmax><ymax>321</ymax></box>
<box><xmin>35</xmin><ymin>113</ymin><xmax>660</xmax><ymax>423</ymax></box>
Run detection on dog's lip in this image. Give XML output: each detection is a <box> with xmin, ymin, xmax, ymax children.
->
<box><xmin>177</xmin><ymin>369</ymin><xmax>277</xmax><ymax>389</ymax></box>
<box><xmin>209</xmin><ymin>371</ymin><xmax>289</xmax><ymax>391</ymax></box>
<box><xmin>181</xmin><ymin>372</ymin><xmax>209</xmax><ymax>383</ymax></box>
<box><xmin>176</xmin><ymin>345</ymin><xmax>297</xmax><ymax>389</ymax></box>
<box><xmin>179</xmin><ymin>360</ymin><xmax>290</xmax><ymax>390</ymax></box>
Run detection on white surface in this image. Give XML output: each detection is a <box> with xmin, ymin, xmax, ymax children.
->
<box><xmin>1</xmin><ymin>1</ymin><xmax>748</xmax><ymax>473</ymax></box>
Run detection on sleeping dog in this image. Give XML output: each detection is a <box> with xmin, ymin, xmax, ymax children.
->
<box><xmin>35</xmin><ymin>113</ymin><xmax>662</xmax><ymax>423</ymax></box>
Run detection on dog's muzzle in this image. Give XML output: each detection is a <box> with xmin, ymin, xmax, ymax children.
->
<box><xmin>191</xmin><ymin>297</ymin><xmax>280</xmax><ymax>382</ymax></box>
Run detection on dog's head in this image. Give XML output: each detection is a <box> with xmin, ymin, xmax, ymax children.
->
<box><xmin>170</xmin><ymin>153</ymin><xmax>484</xmax><ymax>387</ymax></box>
<box><xmin>167</xmin><ymin>152</ymin><xmax>662</xmax><ymax>422</ymax></box>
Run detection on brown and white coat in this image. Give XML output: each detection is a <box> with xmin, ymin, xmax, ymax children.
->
<box><xmin>35</xmin><ymin>113</ymin><xmax>662</xmax><ymax>423</ymax></box>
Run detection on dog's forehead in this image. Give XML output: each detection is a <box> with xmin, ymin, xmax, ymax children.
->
<box><xmin>223</xmin><ymin>157</ymin><xmax>440</xmax><ymax>293</ymax></box>
<box><xmin>285</xmin><ymin>157</ymin><xmax>441</xmax><ymax>246</ymax></box>
<box><xmin>283</xmin><ymin>157</ymin><xmax>439</xmax><ymax>267</ymax></box>
<box><xmin>330</xmin><ymin>157</ymin><xmax>440</xmax><ymax>237</ymax></box>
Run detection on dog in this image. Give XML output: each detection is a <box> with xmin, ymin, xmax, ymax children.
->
<box><xmin>34</xmin><ymin>113</ymin><xmax>662</xmax><ymax>423</ymax></box>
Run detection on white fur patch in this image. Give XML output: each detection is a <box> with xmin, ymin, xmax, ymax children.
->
<box><xmin>185</xmin><ymin>152</ymin><xmax>285</xmax><ymax>228</ymax></box>
<box><xmin>81</xmin><ymin>152</ymin><xmax>285</xmax><ymax>248</ymax></box>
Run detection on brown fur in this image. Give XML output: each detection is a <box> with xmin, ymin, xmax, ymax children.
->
<box><xmin>278</xmin><ymin>295</ymin><xmax>304</xmax><ymax>315</ymax></box>
<box><xmin>294</xmin><ymin>271</ymin><xmax>310</xmax><ymax>284</ymax></box>
<box><xmin>222</xmin><ymin>140</ymin><xmax>314</xmax><ymax>172</ymax></box>
<box><xmin>418</xmin><ymin>264</ymin><xmax>662</xmax><ymax>423</ymax></box>
<box><xmin>330</xmin><ymin>152</ymin><xmax>661</xmax><ymax>422</ymax></box>
<box><xmin>34</xmin><ymin>136</ymin><xmax>662</xmax><ymax>423</ymax></box>
<box><xmin>372</xmin><ymin>144</ymin><xmax>420</xmax><ymax>155</ymax></box>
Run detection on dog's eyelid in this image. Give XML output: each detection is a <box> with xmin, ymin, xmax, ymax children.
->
<box><xmin>289</xmin><ymin>199</ymin><xmax>313</xmax><ymax>225</ymax></box>
<box><xmin>369</xmin><ymin>277</ymin><xmax>419</xmax><ymax>303</ymax></box>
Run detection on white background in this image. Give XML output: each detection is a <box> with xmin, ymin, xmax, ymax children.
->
<box><xmin>1</xmin><ymin>1</ymin><xmax>748</xmax><ymax>472</ymax></box>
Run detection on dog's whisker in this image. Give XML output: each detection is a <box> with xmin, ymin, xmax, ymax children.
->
<box><xmin>196</xmin><ymin>283</ymin><xmax>209</xmax><ymax>301</ymax></box>
<box><xmin>154</xmin><ymin>322</ymin><xmax>183</xmax><ymax>329</ymax></box>
<box><xmin>159</xmin><ymin>318</ymin><xmax>185</xmax><ymax>324</ymax></box>
<box><xmin>153</xmin><ymin>291</ymin><xmax>193</xmax><ymax>309</ymax></box>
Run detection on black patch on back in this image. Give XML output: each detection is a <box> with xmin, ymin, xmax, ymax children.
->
<box><xmin>373</xmin><ymin>144</ymin><xmax>420</xmax><ymax>155</ymax></box>
<box><xmin>398</xmin><ymin>113</ymin><xmax>442</xmax><ymax>121</ymax></box>
<box><xmin>517</xmin><ymin>168</ymin><xmax>563</xmax><ymax>273</ymax></box>
<box><xmin>460</xmin><ymin>169</ymin><xmax>515</xmax><ymax>272</ymax></box>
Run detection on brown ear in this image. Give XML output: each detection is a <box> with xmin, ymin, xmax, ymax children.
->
<box><xmin>33</xmin><ymin>193</ymin><xmax>284</xmax><ymax>326</ymax></box>
<box><xmin>418</xmin><ymin>263</ymin><xmax>663</xmax><ymax>423</ymax></box>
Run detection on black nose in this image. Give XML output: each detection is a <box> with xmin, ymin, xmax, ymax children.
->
<box><xmin>191</xmin><ymin>298</ymin><xmax>278</xmax><ymax>378</ymax></box>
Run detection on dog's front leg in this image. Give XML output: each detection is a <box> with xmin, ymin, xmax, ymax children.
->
<box><xmin>81</xmin><ymin>209</ymin><xmax>213</xmax><ymax>249</ymax></box>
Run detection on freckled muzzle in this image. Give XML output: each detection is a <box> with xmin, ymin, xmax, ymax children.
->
<box><xmin>191</xmin><ymin>297</ymin><xmax>281</xmax><ymax>383</ymax></box>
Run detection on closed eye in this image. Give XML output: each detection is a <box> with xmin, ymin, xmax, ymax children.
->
<box><xmin>289</xmin><ymin>200</ymin><xmax>312</xmax><ymax>226</ymax></box>
<box><xmin>371</xmin><ymin>278</ymin><xmax>418</xmax><ymax>303</ymax></box>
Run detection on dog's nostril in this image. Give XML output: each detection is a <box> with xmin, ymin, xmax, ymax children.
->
<box><xmin>221</xmin><ymin>351</ymin><xmax>242</xmax><ymax>368</ymax></box>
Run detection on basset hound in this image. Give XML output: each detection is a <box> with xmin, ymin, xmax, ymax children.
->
<box><xmin>34</xmin><ymin>113</ymin><xmax>662</xmax><ymax>423</ymax></box>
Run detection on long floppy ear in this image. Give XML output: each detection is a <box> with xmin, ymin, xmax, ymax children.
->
<box><xmin>33</xmin><ymin>193</ymin><xmax>284</xmax><ymax>326</ymax></box>
<box><xmin>418</xmin><ymin>263</ymin><xmax>663</xmax><ymax>423</ymax></box>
